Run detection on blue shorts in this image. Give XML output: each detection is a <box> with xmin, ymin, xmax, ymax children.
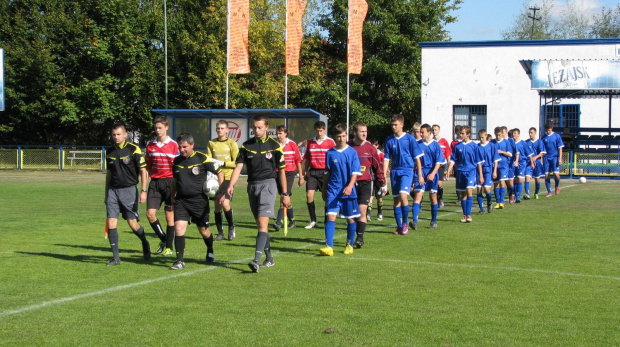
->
<box><xmin>532</xmin><ymin>160</ymin><xmax>545</xmax><ymax>178</ymax></box>
<box><xmin>516</xmin><ymin>161</ymin><xmax>527</xmax><ymax>178</ymax></box>
<box><xmin>390</xmin><ymin>169</ymin><xmax>413</xmax><ymax>196</ymax></box>
<box><xmin>326</xmin><ymin>196</ymin><xmax>361</xmax><ymax>219</ymax></box>
<box><xmin>456</xmin><ymin>170</ymin><xmax>476</xmax><ymax>192</ymax></box>
<box><xmin>507</xmin><ymin>164</ymin><xmax>515</xmax><ymax>179</ymax></box>
<box><xmin>477</xmin><ymin>168</ymin><xmax>493</xmax><ymax>188</ymax></box>
<box><xmin>494</xmin><ymin>165</ymin><xmax>509</xmax><ymax>183</ymax></box>
<box><xmin>544</xmin><ymin>157</ymin><xmax>561</xmax><ymax>174</ymax></box>
<box><xmin>424</xmin><ymin>171</ymin><xmax>439</xmax><ymax>193</ymax></box>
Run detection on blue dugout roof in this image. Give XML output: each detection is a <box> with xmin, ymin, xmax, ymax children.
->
<box><xmin>151</xmin><ymin>108</ymin><xmax>324</xmax><ymax>119</ymax></box>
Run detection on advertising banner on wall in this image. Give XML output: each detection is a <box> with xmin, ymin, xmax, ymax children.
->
<box><xmin>0</xmin><ymin>49</ymin><xmax>4</xmax><ymax>111</ymax></box>
<box><xmin>530</xmin><ymin>59</ymin><xmax>620</xmax><ymax>90</ymax></box>
<box><xmin>210</xmin><ymin>118</ymin><xmax>248</xmax><ymax>147</ymax></box>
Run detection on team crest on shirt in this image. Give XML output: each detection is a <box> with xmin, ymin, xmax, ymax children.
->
<box><xmin>122</xmin><ymin>157</ymin><xmax>130</xmax><ymax>164</ymax></box>
<box><xmin>192</xmin><ymin>167</ymin><xmax>200</xmax><ymax>175</ymax></box>
<box><xmin>266</xmin><ymin>152</ymin><xmax>272</xmax><ymax>159</ymax></box>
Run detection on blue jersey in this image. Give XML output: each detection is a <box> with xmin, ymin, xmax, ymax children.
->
<box><xmin>491</xmin><ymin>138</ymin><xmax>512</xmax><ymax>169</ymax></box>
<box><xmin>418</xmin><ymin>139</ymin><xmax>446</xmax><ymax>172</ymax></box>
<box><xmin>450</xmin><ymin>141</ymin><xmax>483</xmax><ymax>172</ymax></box>
<box><xmin>514</xmin><ymin>140</ymin><xmax>532</xmax><ymax>167</ymax></box>
<box><xmin>507</xmin><ymin>138</ymin><xmax>517</xmax><ymax>166</ymax></box>
<box><xmin>526</xmin><ymin>138</ymin><xmax>546</xmax><ymax>161</ymax></box>
<box><xmin>541</xmin><ymin>132</ymin><xmax>564</xmax><ymax>159</ymax></box>
<box><xmin>478</xmin><ymin>142</ymin><xmax>499</xmax><ymax>170</ymax></box>
<box><xmin>325</xmin><ymin>145</ymin><xmax>362</xmax><ymax>200</ymax></box>
<box><xmin>384</xmin><ymin>133</ymin><xmax>424</xmax><ymax>171</ymax></box>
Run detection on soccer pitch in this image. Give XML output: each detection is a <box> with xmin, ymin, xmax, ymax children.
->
<box><xmin>0</xmin><ymin>171</ymin><xmax>618</xmax><ymax>346</ymax></box>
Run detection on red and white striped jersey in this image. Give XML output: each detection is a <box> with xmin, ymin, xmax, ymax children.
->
<box><xmin>303</xmin><ymin>136</ymin><xmax>336</xmax><ymax>170</ymax></box>
<box><xmin>280</xmin><ymin>138</ymin><xmax>302</xmax><ymax>172</ymax></box>
<box><xmin>146</xmin><ymin>137</ymin><xmax>179</xmax><ymax>179</ymax></box>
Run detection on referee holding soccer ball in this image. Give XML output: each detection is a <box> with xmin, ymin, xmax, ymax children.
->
<box><xmin>169</xmin><ymin>133</ymin><xmax>224</xmax><ymax>270</ymax></box>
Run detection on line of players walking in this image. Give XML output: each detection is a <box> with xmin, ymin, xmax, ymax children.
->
<box><xmin>103</xmin><ymin>114</ymin><xmax>563</xmax><ymax>271</ymax></box>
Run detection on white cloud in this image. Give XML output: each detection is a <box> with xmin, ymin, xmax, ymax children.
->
<box><xmin>548</xmin><ymin>0</ymin><xmax>605</xmax><ymax>19</ymax></box>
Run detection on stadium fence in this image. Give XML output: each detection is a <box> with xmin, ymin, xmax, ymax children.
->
<box><xmin>0</xmin><ymin>146</ymin><xmax>618</xmax><ymax>178</ymax></box>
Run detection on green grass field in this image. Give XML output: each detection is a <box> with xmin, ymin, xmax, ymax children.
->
<box><xmin>0</xmin><ymin>171</ymin><xmax>619</xmax><ymax>346</ymax></box>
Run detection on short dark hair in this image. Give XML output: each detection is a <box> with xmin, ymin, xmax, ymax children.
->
<box><xmin>513</xmin><ymin>128</ymin><xmax>520</xmax><ymax>135</ymax></box>
<box><xmin>494</xmin><ymin>126</ymin><xmax>503</xmax><ymax>135</ymax></box>
<box><xmin>391</xmin><ymin>114</ymin><xmax>404</xmax><ymax>123</ymax></box>
<box><xmin>111</xmin><ymin>122</ymin><xmax>127</xmax><ymax>132</ymax></box>
<box><xmin>333</xmin><ymin>124</ymin><xmax>347</xmax><ymax>135</ymax></box>
<box><xmin>176</xmin><ymin>133</ymin><xmax>194</xmax><ymax>145</ymax></box>
<box><xmin>461</xmin><ymin>126</ymin><xmax>471</xmax><ymax>135</ymax></box>
<box><xmin>529</xmin><ymin>127</ymin><xmax>537</xmax><ymax>133</ymax></box>
<box><xmin>276</xmin><ymin>125</ymin><xmax>288</xmax><ymax>134</ymax></box>
<box><xmin>153</xmin><ymin>115</ymin><xmax>168</xmax><ymax>126</ymax></box>
<box><xmin>252</xmin><ymin>114</ymin><xmax>269</xmax><ymax>126</ymax></box>
<box><xmin>432</xmin><ymin>124</ymin><xmax>440</xmax><ymax>130</ymax></box>
<box><xmin>314</xmin><ymin>121</ymin><xmax>326</xmax><ymax>130</ymax></box>
<box><xmin>544</xmin><ymin>122</ymin><xmax>553</xmax><ymax>130</ymax></box>
<box><xmin>421</xmin><ymin>123</ymin><xmax>432</xmax><ymax>132</ymax></box>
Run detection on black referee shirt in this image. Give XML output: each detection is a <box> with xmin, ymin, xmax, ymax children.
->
<box><xmin>173</xmin><ymin>151</ymin><xmax>221</xmax><ymax>199</ymax></box>
<box><xmin>236</xmin><ymin>136</ymin><xmax>285</xmax><ymax>183</ymax></box>
<box><xmin>106</xmin><ymin>142</ymin><xmax>146</xmax><ymax>188</ymax></box>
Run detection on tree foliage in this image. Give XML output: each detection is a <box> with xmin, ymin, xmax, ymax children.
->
<box><xmin>0</xmin><ymin>0</ymin><xmax>461</xmax><ymax>144</ymax></box>
<box><xmin>502</xmin><ymin>0</ymin><xmax>620</xmax><ymax>40</ymax></box>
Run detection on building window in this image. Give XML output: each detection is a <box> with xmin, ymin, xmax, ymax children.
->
<box><xmin>542</xmin><ymin>104</ymin><xmax>580</xmax><ymax>128</ymax></box>
<box><xmin>453</xmin><ymin>105</ymin><xmax>487</xmax><ymax>140</ymax></box>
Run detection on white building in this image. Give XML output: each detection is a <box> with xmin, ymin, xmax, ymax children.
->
<box><xmin>420</xmin><ymin>39</ymin><xmax>620</xmax><ymax>142</ymax></box>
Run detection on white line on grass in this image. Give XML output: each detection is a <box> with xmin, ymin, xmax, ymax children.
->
<box><xmin>0</xmin><ymin>183</ymin><xmax>584</xmax><ymax>318</ymax></box>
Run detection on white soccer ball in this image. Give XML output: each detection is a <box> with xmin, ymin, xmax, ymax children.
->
<box><xmin>203</xmin><ymin>178</ymin><xmax>219</xmax><ymax>198</ymax></box>
<box><xmin>579</xmin><ymin>176</ymin><xmax>587</xmax><ymax>184</ymax></box>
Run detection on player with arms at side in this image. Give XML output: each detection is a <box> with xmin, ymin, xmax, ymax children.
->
<box><xmin>320</xmin><ymin>124</ymin><xmax>362</xmax><ymax>256</ymax></box>
<box><xmin>169</xmin><ymin>133</ymin><xmax>224</xmax><ymax>270</ymax></box>
<box><xmin>145</xmin><ymin>115</ymin><xmax>179</xmax><ymax>256</ymax></box>
<box><xmin>368</xmin><ymin>139</ymin><xmax>386</xmax><ymax>221</ymax></box>
<box><xmin>349</xmin><ymin>122</ymin><xmax>386</xmax><ymax>248</ymax></box>
<box><xmin>207</xmin><ymin>120</ymin><xmax>239</xmax><ymax>241</ymax></box>
<box><xmin>512</xmin><ymin>128</ymin><xmax>533</xmax><ymax>203</ymax></box>
<box><xmin>227</xmin><ymin>115</ymin><xmax>290</xmax><ymax>273</ymax></box>
<box><xmin>301</xmin><ymin>121</ymin><xmax>336</xmax><ymax>229</ymax></box>
<box><xmin>383</xmin><ymin>114</ymin><xmax>424</xmax><ymax>235</ymax></box>
<box><xmin>491</xmin><ymin>126</ymin><xmax>512</xmax><ymax>209</ymax></box>
<box><xmin>104</xmin><ymin>122</ymin><xmax>150</xmax><ymax>266</ymax></box>
<box><xmin>446</xmin><ymin>126</ymin><xmax>484</xmax><ymax>223</ymax></box>
<box><xmin>273</xmin><ymin>125</ymin><xmax>305</xmax><ymax>231</ymax></box>
<box><xmin>432</xmin><ymin>124</ymin><xmax>451</xmax><ymax>208</ymax></box>
<box><xmin>524</xmin><ymin>127</ymin><xmax>546</xmax><ymax>199</ymax></box>
<box><xmin>541</xmin><ymin>122</ymin><xmax>564</xmax><ymax>197</ymax></box>
<box><xmin>410</xmin><ymin>124</ymin><xmax>445</xmax><ymax>229</ymax></box>
<box><xmin>476</xmin><ymin>130</ymin><xmax>498</xmax><ymax>214</ymax></box>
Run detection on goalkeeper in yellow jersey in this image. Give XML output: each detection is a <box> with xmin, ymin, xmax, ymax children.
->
<box><xmin>207</xmin><ymin>120</ymin><xmax>240</xmax><ymax>241</ymax></box>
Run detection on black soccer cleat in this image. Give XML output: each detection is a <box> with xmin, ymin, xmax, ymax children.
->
<box><xmin>106</xmin><ymin>258</ymin><xmax>121</xmax><ymax>266</ymax></box>
<box><xmin>248</xmin><ymin>260</ymin><xmax>260</xmax><ymax>273</ymax></box>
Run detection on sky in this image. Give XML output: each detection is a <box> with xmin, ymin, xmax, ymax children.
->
<box><xmin>445</xmin><ymin>0</ymin><xmax>620</xmax><ymax>42</ymax></box>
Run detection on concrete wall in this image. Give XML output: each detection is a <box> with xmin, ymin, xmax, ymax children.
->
<box><xmin>421</xmin><ymin>40</ymin><xmax>620</xmax><ymax>142</ymax></box>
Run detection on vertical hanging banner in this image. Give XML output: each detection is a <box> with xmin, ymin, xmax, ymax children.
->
<box><xmin>0</xmin><ymin>49</ymin><xmax>4</xmax><ymax>111</ymax></box>
<box><xmin>347</xmin><ymin>0</ymin><xmax>368</xmax><ymax>74</ymax></box>
<box><xmin>286</xmin><ymin>0</ymin><xmax>307</xmax><ymax>76</ymax></box>
<box><xmin>228</xmin><ymin>0</ymin><xmax>250</xmax><ymax>74</ymax></box>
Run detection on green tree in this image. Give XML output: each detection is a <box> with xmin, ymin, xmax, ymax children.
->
<box><xmin>590</xmin><ymin>5</ymin><xmax>620</xmax><ymax>38</ymax></box>
<box><xmin>501</xmin><ymin>0</ymin><xmax>555</xmax><ymax>40</ymax></box>
<box><xmin>317</xmin><ymin>0</ymin><xmax>461</xmax><ymax>132</ymax></box>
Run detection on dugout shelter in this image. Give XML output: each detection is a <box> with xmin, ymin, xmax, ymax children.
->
<box><xmin>151</xmin><ymin>108</ymin><xmax>326</xmax><ymax>149</ymax></box>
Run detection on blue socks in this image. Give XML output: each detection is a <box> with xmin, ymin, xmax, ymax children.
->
<box><xmin>431</xmin><ymin>204</ymin><xmax>438</xmax><ymax>222</ymax></box>
<box><xmin>346</xmin><ymin>222</ymin><xmax>356</xmax><ymax>246</ymax></box>
<box><xmin>325</xmin><ymin>220</ymin><xmax>335</xmax><ymax>247</ymax></box>
<box><xmin>412</xmin><ymin>203</ymin><xmax>420</xmax><ymax>223</ymax></box>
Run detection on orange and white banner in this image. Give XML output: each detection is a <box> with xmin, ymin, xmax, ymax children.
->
<box><xmin>228</xmin><ymin>0</ymin><xmax>250</xmax><ymax>74</ymax></box>
<box><xmin>347</xmin><ymin>0</ymin><xmax>368</xmax><ymax>74</ymax></box>
<box><xmin>286</xmin><ymin>0</ymin><xmax>307</xmax><ymax>76</ymax></box>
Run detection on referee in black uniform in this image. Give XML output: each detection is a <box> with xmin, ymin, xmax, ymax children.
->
<box><xmin>227</xmin><ymin>115</ymin><xmax>291</xmax><ymax>273</ymax></box>
<box><xmin>169</xmin><ymin>133</ymin><xmax>225</xmax><ymax>270</ymax></box>
<box><xmin>104</xmin><ymin>122</ymin><xmax>150</xmax><ymax>266</ymax></box>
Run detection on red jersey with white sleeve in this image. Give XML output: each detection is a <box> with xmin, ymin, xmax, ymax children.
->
<box><xmin>304</xmin><ymin>136</ymin><xmax>336</xmax><ymax>170</ymax></box>
<box><xmin>436</xmin><ymin>137</ymin><xmax>451</xmax><ymax>162</ymax></box>
<box><xmin>348</xmin><ymin>140</ymin><xmax>386</xmax><ymax>183</ymax></box>
<box><xmin>280</xmin><ymin>138</ymin><xmax>302</xmax><ymax>172</ymax></box>
<box><xmin>146</xmin><ymin>137</ymin><xmax>179</xmax><ymax>179</ymax></box>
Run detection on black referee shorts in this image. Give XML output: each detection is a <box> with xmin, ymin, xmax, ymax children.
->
<box><xmin>174</xmin><ymin>196</ymin><xmax>210</xmax><ymax>228</ymax></box>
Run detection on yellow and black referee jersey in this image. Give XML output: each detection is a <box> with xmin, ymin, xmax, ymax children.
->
<box><xmin>236</xmin><ymin>136</ymin><xmax>285</xmax><ymax>183</ymax></box>
<box><xmin>173</xmin><ymin>151</ymin><xmax>221</xmax><ymax>199</ymax></box>
<box><xmin>106</xmin><ymin>141</ymin><xmax>146</xmax><ymax>188</ymax></box>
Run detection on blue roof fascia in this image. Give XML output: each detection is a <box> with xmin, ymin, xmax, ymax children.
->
<box><xmin>419</xmin><ymin>38</ymin><xmax>620</xmax><ymax>49</ymax></box>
